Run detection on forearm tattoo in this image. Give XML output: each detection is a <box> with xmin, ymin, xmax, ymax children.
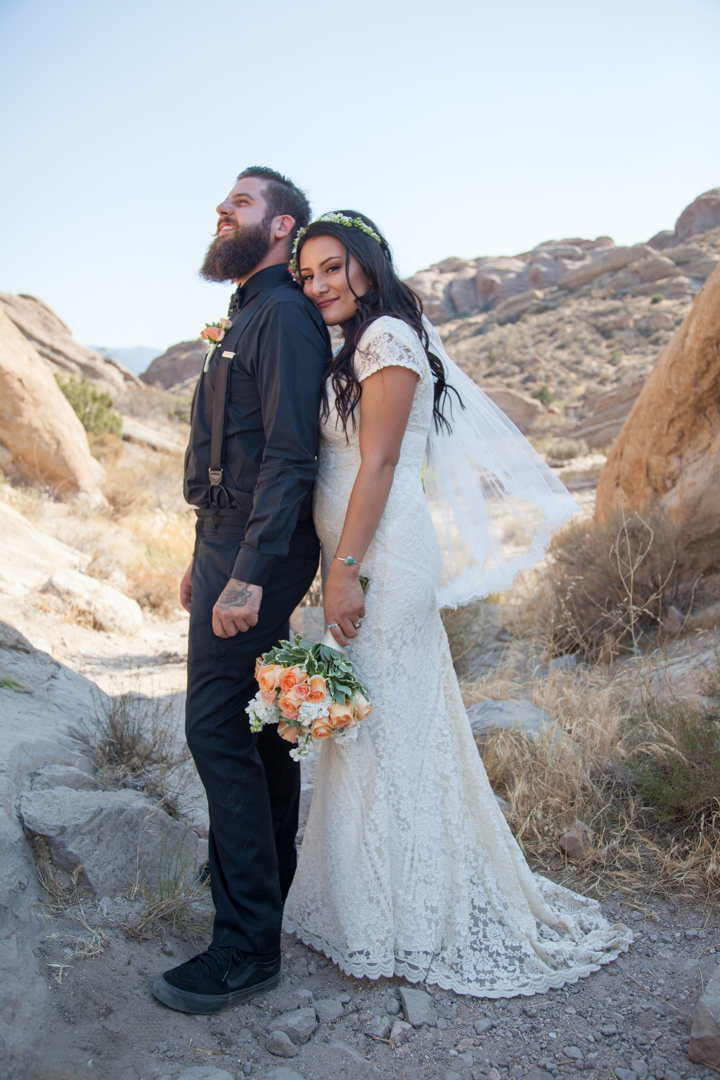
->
<box><xmin>217</xmin><ymin>579</ymin><xmax>251</xmax><ymax>610</ymax></box>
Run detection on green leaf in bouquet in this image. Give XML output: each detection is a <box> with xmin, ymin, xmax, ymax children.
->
<box><xmin>359</xmin><ymin>574</ymin><xmax>371</xmax><ymax>594</ymax></box>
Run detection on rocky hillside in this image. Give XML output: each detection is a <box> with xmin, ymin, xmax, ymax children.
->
<box><xmin>407</xmin><ymin>188</ymin><xmax>720</xmax><ymax>445</ymax></box>
<box><xmin>0</xmin><ymin>292</ymin><xmax>141</xmax><ymax>395</ymax></box>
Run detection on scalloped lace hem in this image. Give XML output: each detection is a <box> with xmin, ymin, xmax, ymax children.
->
<box><xmin>283</xmin><ymin>919</ymin><xmax>630</xmax><ymax>999</ymax></box>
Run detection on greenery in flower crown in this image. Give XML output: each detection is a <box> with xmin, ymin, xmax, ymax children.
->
<box><xmin>290</xmin><ymin>212</ymin><xmax>383</xmax><ymax>275</ymax></box>
<box><xmin>259</xmin><ymin>637</ymin><xmax>369</xmax><ymax>706</ymax></box>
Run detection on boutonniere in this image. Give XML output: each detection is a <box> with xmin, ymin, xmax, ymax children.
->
<box><xmin>201</xmin><ymin>318</ymin><xmax>232</xmax><ymax>372</ymax></box>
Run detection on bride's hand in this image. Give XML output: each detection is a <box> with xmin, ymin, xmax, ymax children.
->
<box><xmin>324</xmin><ymin>563</ymin><xmax>366</xmax><ymax>648</ymax></box>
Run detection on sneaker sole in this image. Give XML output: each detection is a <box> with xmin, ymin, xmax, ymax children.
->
<box><xmin>151</xmin><ymin>968</ymin><xmax>280</xmax><ymax>1014</ymax></box>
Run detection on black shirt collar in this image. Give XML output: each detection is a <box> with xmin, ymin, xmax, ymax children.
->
<box><xmin>229</xmin><ymin>263</ymin><xmax>293</xmax><ymax>314</ymax></box>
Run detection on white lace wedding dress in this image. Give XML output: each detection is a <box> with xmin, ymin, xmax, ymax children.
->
<box><xmin>283</xmin><ymin>316</ymin><xmax>632</xmax><ymax>997</ymax></box>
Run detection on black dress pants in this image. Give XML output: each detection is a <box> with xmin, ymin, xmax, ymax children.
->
<box><xmin>186</xmin><ymin>510</ymin><xmax>319</xmax><ymax>956</ymax></box>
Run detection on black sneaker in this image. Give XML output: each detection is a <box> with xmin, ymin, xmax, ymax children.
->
<box><xmin>152</xmin><ymin>946</ymin><xmax>280</xmax><ymax>1014</ymax></box>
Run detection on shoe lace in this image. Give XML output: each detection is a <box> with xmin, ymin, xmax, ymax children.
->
<box><xmin>189</xmin><ymin>946</ymin><xmax>242</xmax><ymax>981</ymax></box>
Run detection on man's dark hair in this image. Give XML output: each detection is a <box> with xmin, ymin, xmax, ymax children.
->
<box><xmin>237</xmin><ymin>166</ymin><xmax>311</xmax><ymax>246</ymax></box>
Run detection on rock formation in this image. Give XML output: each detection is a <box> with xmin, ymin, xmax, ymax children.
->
<box><xmin>0</xmin><ymin>309</ymin><xmax>105</xmax><ymax>501</ymax></box>
<box><xmin>595</xmin><ymin>262</ymin><xmax>720</xmax><ymax>578</ymax></box>
<box><xmin>141</xmin><ymin>339</ymin><xmax>206</xmax><ymax>392</ymax></box>
<box><xmin>0</xmin><ymin>292</ymin><xmax>141</xmax><ymax>395</ymax></box>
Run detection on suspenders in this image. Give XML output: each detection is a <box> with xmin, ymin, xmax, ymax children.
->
<box><xmin>205</xmin><ymin>288</ymin><xmax>273</xmax><ymax>510</ymax></box>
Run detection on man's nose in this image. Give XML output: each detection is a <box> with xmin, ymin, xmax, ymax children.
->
<box><xmin>216</xmin><ymin>199</ymin><xmax>232</xmax><ymax>216</ymax></box>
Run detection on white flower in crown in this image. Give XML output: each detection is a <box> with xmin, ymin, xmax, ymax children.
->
<box><xmin>290</xmin><ymin>213</ymin><xmax>383</xmax><ymax>276</ymax></box>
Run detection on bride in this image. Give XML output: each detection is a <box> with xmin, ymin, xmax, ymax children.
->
<box><xmin>284</xmin><ymin>211</ymin><xmax>631</xmax><ymax>997</ymax></box>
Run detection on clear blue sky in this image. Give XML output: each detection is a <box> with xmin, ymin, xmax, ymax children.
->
<box><xmin>1</xmin><ymin>0</ymin><xmax>718</xmax><ymax>351</ymax></box>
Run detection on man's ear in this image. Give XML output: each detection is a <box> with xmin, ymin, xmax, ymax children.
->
<box><xmin>273</xmin><ymin>214</ymin><xmax>296</xmax><ymax>241</ymax></box>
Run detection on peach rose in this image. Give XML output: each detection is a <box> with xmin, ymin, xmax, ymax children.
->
<box><xmin>277</xmin><ymin>720</ymin><xmax>299</xmax><ymax>744</ymax></box>
<box><xmin>260</xmin><ymin>689</ymin><xmax>276</xmax><ymax>706</ymax></box>
<box><xmin>257</xmin><ymin>663</ymin><xmax>283</xmax><ymax>694</ymax></box>
<box><xmin>311</xmin><ymin>717</ymin><xmax>333</xmax><ymax>739</ymax></box>
<box><xmin>307</xmin><ymin>675</ymin><xmax>328</xmax><ymax>704</ymax></box>
<box><xmin>200</xmin><ymin>325</ymin><xmax>225</xmax><ymax>343</ymax></box>
<box><xmin>279</xmin><ymin>666</ymin><xmax>305</xmax><ymax>693</ymax></box>
<box><xmin>278</xmin><ymin>694</ymin><xmax>299</xmax><ymax>720</ymax></box>
<box><xmin>329</xmin><ymin>700</ymin><xmax>354</xmax><ymax>728</ymax></box>
<box><xmin>353</xmin><ymin>692</ymin><xmax>373</xmax><ymax>722</ymax></box>
<box><xmin>290</xmin><ymin>681</ymin><xmax>311</xmax><ymax>700</ymax></box>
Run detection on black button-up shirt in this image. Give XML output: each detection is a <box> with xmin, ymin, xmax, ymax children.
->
<box><xmin>184</xmin><ymin>264</ymin><xmax>330</xmax><ymax>586</ymax></box>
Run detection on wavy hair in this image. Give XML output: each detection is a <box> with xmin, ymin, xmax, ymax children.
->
<box><xmin>296</xmin><ymin>211</ymin><xmax>459</xmax><ymax>434</ymax></box>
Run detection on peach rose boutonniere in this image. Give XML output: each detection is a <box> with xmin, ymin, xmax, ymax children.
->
<box><xmin>201</xmin><ymin>317</ymin><xmax>233</xmax><ymax>371</ymax></box>
<box><xmin>245</xmin><ymin>630</ymin><xmax>372</xmax><ymax>761</ymax></box>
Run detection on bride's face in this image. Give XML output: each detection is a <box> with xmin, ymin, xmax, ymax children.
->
<box><xmin>299</xmin><ymin>235</ymin><xmax>372</xmax><ymax>327</ymax></box>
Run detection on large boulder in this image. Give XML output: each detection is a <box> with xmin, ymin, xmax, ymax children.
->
<box><xmin>595</xmin><ymin>262</ymin><xmax>720</xmax><ymax>577</ymax></box>
<box><xmin>560</xmin><ymin>378</ymin><xmax>645</xmax><ymax>449</ymax></box>
<box><xmin>18</xmin><ymin>786</ymin><xmax>199</xmax><ymax>896</ymax></box>
<box><xmin>141</xmin><ymin>339</ymin><xmax>206</xmax><ymax>391</ymax></box>
<box><xmin>40</xmin><ymin>568</ymin><xmax>143</xmax><ymax>634</ymax></box>
<box><xmin>0</xmin><ymin>502</ymin><xmax>88</xmax><ymax>598</ymax></box>
<box><xmin>483</xmin><ymin>389</ymin><xmax>543</xmax><ymax>434</ymax></box>
<box><xmin>0</xmin><ymin>309</ymin><xmax>105</xmax><ymax>501</ymax></box>
<box><xmin>675</xmin><ymin>188</ymin><xmax>720</xmax><ymax>243</ymax></box>
<box><xmin>0</xmin><ymin>292</ymin><xmax>140</xmax><ymax>394</ymax></box>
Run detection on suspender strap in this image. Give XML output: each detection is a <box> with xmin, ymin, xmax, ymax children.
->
<box><xmin>207</xmin><ymin>287</ymin><xmax>275</xmax><ymax>508</ymax></box>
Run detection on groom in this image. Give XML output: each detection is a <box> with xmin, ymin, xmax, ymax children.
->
<box><xmin>153</xmin><ymin>167</ymin><xmax>330</xmax><ymax>1013</ymax></box>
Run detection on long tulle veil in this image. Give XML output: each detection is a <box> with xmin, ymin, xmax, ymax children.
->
<box><xmin>421</xmin><ymin>316</ymin><xmax>579</xmax><ymax>609</ymax></box>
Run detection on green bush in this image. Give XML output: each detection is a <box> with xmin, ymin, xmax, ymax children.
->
<box><xmin>55</xmin><ymin>375</ymin><xmax>122</xmax><ymax>437</ymax></box>
<box><xmin>532</xmin><ymin>384</ymin><xmax>555</xmax><ymax>406</ymax></box>
<box><xmin>651</xmin><ymin>294</ymin><xmax>663</xmax><ymax>304</ymax></box>
<box><xmin>629</xmin><ymin>696</ymin><xmax>720</xmax><ymax>824</ymax></box>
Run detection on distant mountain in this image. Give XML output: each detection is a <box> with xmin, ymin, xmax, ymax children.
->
<box><xmin>87</xmin><ymin>345</ymin><xmax>161</xmax><ymax>376</ymax></box>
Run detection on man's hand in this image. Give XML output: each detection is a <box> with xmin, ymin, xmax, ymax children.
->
<box><xmin>212</xmin><ymin>578</ymin><xmax>263</xmax><ymax>638</ymax></box>
<box><xmin>180</xmin><ymin>560</ymin><xmax>193</xmax><ymax>613</ymax></box>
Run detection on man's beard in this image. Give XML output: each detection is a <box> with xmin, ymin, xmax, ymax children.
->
<box><xmin>200</xmin><ymin>216</ymin><xmax>274</xmax><ymax>283</ymax></box>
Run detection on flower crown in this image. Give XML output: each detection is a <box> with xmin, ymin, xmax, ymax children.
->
<box><xmin>291</xmin><ymin>212</ymin><xmax>383</xmax><ymax>276</ymax></box>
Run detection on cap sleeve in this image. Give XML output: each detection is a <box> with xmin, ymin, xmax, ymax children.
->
<box><xmin>354</xmin><ymin>316</ymin><xmax>427</xmax><ymax>383</ymax></box>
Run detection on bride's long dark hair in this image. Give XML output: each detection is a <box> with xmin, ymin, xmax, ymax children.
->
<box><xmin>296</xmin><ymin>212</ymin><xmax>458</xmax><ymax>434</ymax></box>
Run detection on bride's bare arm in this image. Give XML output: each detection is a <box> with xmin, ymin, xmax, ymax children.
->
<box><xmin>324</xmin><ymin>365</ymin><xmax>418</xmax><ymax>647</ymax></box>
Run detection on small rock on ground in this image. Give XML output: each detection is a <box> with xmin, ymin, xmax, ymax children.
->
<box><xmin>399</xmin><ymin>985</ymin><xmax>438</xmax><ymax>1027</ymax></box>
<box><xmin>314</xmin><ymin>997</ymin><xmax>344</xmax><ymax>1023</ymax></box>
<box><xmin>265</xmin><ymin>1029</ymin><xmax>300</xmax><ymax>1058</ymax></box>
<box><xmin>268</xmin><ymin>1006</ymin><xmax>317</xmax><ymax>1045</ymax></box>
<box><xmin>176</xmin><ymin>1068</ymin><xmax>236</xmax><ymax>1080</ymax></box>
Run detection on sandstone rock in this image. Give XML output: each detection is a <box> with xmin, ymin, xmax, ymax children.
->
<box><xmin>40</xmin><ymin>568</ymin><xmax>143</xmax><ymax>634</ymax></box>
<box><xmin>0</xmin><ymin>309</ymin><xmax>105</xmax><ymax>501</ymax></box>
<box><xmin>18</xmin><ymin>786</ymin><xmax>200</xmax><ymax>896</ymax></box>
<box><xmin>689</xmin><ymin>965</ymin><xmax>720</xmax><ymax>1068</ymax></box>
<box><xmin>265</xmin><ymin>1030</ymin><xmax>300</xmax><ymax>1058</ymax></box>
<box><xmin>684</xmin><ymin>254</ymin><xmax>720</xmax><ymax>280</ymax></box>
<box><xmin>0</xmin><ymin>502</ymin><xmax>88</xmax><ymax>599</ymax></box>
<box><xmin>399</xmin><ymin>987</ymin><xmax>437</xmax><ymax>1027</ymax></box>
<box><xmin>269</xmin><ymin>1007</ymin><xmax>318</xmax><ymax>1045</ymax></box>
<box><xmin>557</xmin><ymin>820</ymin><xmax>594</xmax><ymax>860</ymax></box>
<box><xmin>663</xmin><ymin>244</ymin><xmax>706</xmax><ymax>265</ymax></box>
<box><xmin>483</xmin><ymin>389</ymin><xmax>543</xmax><ymax>434</ymax></box>
<box><xmin>314</xmin><ymin>998</ymin><xmax>344</xmax><ymax>1023</ymax></box>
<box><xmin>0</xmin><ymin>292</ymin><xmax>140</xmax><ymax>394</ymax></box>
<box><xmin>141</xmin><ymin>340</ymin><xmax>207</xmax><ymax>391</ymax></box>
<box><xmin>633</xmin><ymin>255</ymin><xmax>683</xmax><ymax>283</ymax></box>
<box><xmin>467</xmin><ymin>699</ymin><xmax>553</xmax><ymax>742</ymax></box>
<box><xmin>558</xmin><ymin>245</ymin><xmax>656</xmax><ymax>289</ymax></box>
<box><xmin>120</xmin><ymin>415</ymin><xmax>185</xmax><ymax>454</ymax></box>
<box><xmin>596</xmin><ymin>261</ymin><xmax>720</xmax><ymax>579</ymax></box>
<box><xmin>390</xmin><ymin>1019</ymin><xmax>413</xmax><ymax>1046</ymax></box>
<box><xmin>560</xmin><ymin>379</ymin><xmax>645</xmax><ymax>449</ymax></box>
<box><xmin>675</xmin><ymin>188</ymin><xmax>720</xmax><ymax>242</ymax></box>
<box><xmin>648</xmin><ymin>230</ymin><xmax>677</xmax><ymax>250</ymax></box>
<box><xmin>492</xmin><ymin>289</ymin><xmax>544</xmax><ymax>325</ymax></box>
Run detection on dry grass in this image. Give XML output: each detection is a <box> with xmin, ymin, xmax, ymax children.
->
<box><xmin>463</xmin><ymin>643</ymin><xmax>720</xmax><ymax>900</ymax></box>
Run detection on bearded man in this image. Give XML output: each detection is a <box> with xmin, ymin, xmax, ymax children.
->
<box><xmin>152</xmin><ymin>167</ymin><xmax>330</xmax><ymax>1014</ymax></box>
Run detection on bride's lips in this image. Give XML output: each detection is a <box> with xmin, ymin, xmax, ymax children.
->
<box><xmin>316</xmin><ymin>298</ymin><xmax>337</xmax><ymax>309</ymax></box>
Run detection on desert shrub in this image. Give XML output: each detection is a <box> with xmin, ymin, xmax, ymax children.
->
<box><xmin>532</xmin><ymin>384</ymin><xmax>555</xmax><ymax>406</ymax></box>
<box><xmin>530</xmin><ymin>435</ymin><xmax>588</xmax><ymax>465</ymax></box>
<box><xmin>651</xmin><ymin>294</ymin><xmax>663</xmax><ymax>304</ymax></box>
<box><xmin>55</xmin><ymin>375</ymin><xmax>122</xmax><ymax>437</ymax></box>
<box><xmin>72</xmin><ymin>688</ymin><xmax>190</xmax><ymax>817</ymax></box>
<box><xmin>126</xmin><ymin>571</ymin><xmax>182</xmax><ymax>618</ymax></box>
<box><xmin>173</xmin><ymin>398</ymin><xmax>193</xmax><ymax>425</ymax></box>
<box><xmin>628</xmin><ymin>695</ymin><xmax>720</xmax><ymax>824</ymax></box>
<box><xmin>540</xmin><ymin>507</ymin><xmax>683</xmax><ymax>661</ymax></box>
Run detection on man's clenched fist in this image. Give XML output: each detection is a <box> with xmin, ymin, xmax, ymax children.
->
<box><xmin>212</xmin><ymin>579</ymin><xmax>263</xmax><ymax>638</ymax></box>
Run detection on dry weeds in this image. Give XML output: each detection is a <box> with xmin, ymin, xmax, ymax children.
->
<box><xmin>463</xmin><ymin>642</ymin><xmax>720</xmax><ymax>900</ymax></box>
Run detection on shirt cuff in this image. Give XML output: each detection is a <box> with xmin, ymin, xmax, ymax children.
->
<box><xmin>231</xmin><ymin>545</ymin><xmax>278</xmax><ymax>587</ymax></box>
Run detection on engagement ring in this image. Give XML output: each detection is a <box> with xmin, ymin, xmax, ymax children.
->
<box><xmin>327</xmin><ymin>623</ymin><xmax>338</xmax><ymax>629</ymax></box>
<box><xmin>354</xmin><ymin>621</ymin><xmax>362</xmax><ymax>629</ymax></box>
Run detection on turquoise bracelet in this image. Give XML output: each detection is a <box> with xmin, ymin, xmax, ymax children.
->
<box><xmin>335</xmin><ymin>556</ymin><xmax>357</xmax><ymax>566</ymax></box>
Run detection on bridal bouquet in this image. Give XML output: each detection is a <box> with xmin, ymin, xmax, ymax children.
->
<box><xmin>246</xmin><ymin>631</ymin><xmax>372</xmax><ymax>761</ymax></box>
